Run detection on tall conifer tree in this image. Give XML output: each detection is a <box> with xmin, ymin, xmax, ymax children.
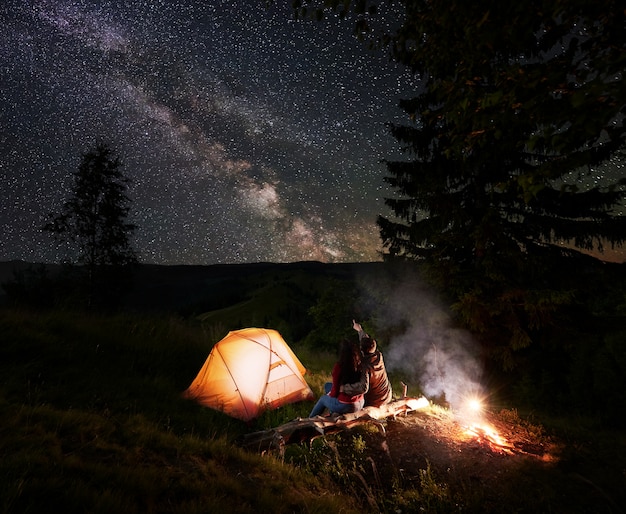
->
<box><xmin>45</xmin><ymin>143</ymin><xmax>137</xmax><ymax>307</ymax></box>
<box><xmin>290</xmin><ymin>0</ymin><xmax>626</xmax><ymax>367</ymax></box>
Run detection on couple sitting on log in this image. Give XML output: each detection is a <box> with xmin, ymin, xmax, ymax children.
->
<box><xmin>309</xmin><ymin>320</ymin><xmax>393</xmax><ymax>418</ymax></box>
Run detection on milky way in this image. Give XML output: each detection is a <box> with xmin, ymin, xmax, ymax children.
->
<box><xmin>1</xmin><ymin>0</ymin><xmax>418</xmax><ymax>265</ymax></box>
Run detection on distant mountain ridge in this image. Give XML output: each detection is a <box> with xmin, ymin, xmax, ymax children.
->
<box><xmin>0</xmin><ymin>260</ymin><xmax>384</xmax><ymax>313</ymax></box>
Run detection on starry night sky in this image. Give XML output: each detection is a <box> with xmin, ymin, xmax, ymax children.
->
<box><xmin>1</xmin><ymin>0</ymin><xmax>421</xmax><ymax>265</ymax></box>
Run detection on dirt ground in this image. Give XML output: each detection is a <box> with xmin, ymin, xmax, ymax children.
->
<box><xmin>360</xmin><ymin>406</ymin><xmax>558</xmax><ymax>488</ymax></box>
<box><xmin>339</xmin><ymin>403</ymin><xmax>605</xmax><ymax>513</ymax></box>
<box><xmin>244</xmin><ymin>402</ymin><xmax>623</xmax><ymax>511</ymax></box>
<box><xmin>346</xmin><ymin>405</ymin><xmax>626</xmax><ymax>513</ymax></box>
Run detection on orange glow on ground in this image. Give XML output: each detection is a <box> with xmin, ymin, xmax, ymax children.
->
<box><xmin>463</xmin><ymin>423</ymin><xmax>515</xmax><ymax>454</ymax></box>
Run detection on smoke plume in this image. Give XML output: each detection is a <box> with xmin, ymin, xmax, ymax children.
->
<box><xmin>360</xmin><ymin>266</ymin><xmax>485</xmax><ymax>412</ymax></box>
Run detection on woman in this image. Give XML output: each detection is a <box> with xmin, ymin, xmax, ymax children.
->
<box><xmin>308</xmin><ymin>339</ymin><xmax>367</xmax><ymax>417</ymax></box>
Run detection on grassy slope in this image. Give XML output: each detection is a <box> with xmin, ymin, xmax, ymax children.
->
<box><xmin>0</xmin><ymin>309</ymin><xmax>360</xmax><ymax>514</ymax></box>
<box><xmin>5</xmin><ymin>308</ymin><xmax>625</xmax><ymax>514</ymax></box>
<box><xmin>2</xmin><ymin>261</ymin><xmax>625</xmax><ymax>512</ymax></box>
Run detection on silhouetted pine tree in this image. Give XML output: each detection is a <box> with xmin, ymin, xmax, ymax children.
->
<box><xmin>45</xmin><ymin>143</ymin><xmax>137</xmax><ymax>309</ymax></box>
<box><xmin>288</xmin><ymin>0</ymin><xmax>626</xmax><ymax>369</ymax></box>
<box><xmin>366</xmin><ymin>1</ymin><xmax>625</xmax><ymax>369</ymax></box>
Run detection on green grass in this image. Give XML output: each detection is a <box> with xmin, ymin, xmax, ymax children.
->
<box><xmin>195</xmin><ymin>268</ymin><xmax>330</xmax><ymax>343</ymax></box>
<box><xmin>0</xmin><ymin>308</ymin><xmax>361</xmax><ymax>514</ymax></box>
<box><xmin>2</xmin><ymin>308</ymin><xmax>625</xmax><ymax>513</ymax></box>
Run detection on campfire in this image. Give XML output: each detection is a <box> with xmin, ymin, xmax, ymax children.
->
<box><xmin>456</xmin><ymin>396</ymin><xmax>516</xmax><ymax>454</ymax></box>
<box><xmin>463</xmin><ymin>422</ymin><xmax>515</xmax><ymax>454</ymax></box>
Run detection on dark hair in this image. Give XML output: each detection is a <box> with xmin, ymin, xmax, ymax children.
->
<box><xmin>338</xmin><ymin>339</ymin><xmax>362</xmax><ymax>385</ymax></box>
<box><xmin>361</xmin><ymin>336</ymin><xmax>377</xmax><ymax>354</ymax></box>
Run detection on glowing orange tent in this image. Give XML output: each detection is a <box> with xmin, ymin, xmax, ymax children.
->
<box><xmin>183</xmin><ymin>328</ymin><xmax>314</xmax><ymax>421</ymax></box>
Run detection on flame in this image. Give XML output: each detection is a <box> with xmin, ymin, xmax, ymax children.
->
<box><xmin>464</xmin><ymin>423</ymin><xmax>515</xmax><ymax>454</ymax></box>
<box><xmin>467</xmin><ymin>398</ymin><xmax>483</xmax><ymax>414</ymax></box>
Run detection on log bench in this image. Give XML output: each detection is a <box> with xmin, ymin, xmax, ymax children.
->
<box><xmin>238</xmin><ymin>396</ymin><xmax>429</xmax><ymax>454</ymax></box>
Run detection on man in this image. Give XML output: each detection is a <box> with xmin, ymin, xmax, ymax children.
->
<box><xmin>343</xmin><ymin>320</ymin><xmax>393</xmax><ymax>407</ymax></box>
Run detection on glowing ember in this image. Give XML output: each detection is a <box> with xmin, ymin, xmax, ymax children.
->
<box><xmin>458</xmin><ymin>394</ymin><xmax>488</xmax><ymax>420</ymax></box>
<box><xmin>407</xmin><ymin>396</ymin><xmax>430</xmax><ymax>410</ymax></box>
<box><xmin>467</xmin><ymin>398</ymin><xmax>483</xmax><ymax>413</ymax></box>
<box><xmin>464</xmin><ymin>423</ymin><xmax>515</xmax><ymax>454</ymax></box>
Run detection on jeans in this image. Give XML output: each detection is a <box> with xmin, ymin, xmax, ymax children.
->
<box><xmin>309</xmin><ymin>382</ymin><xmax>364</xmax><ymax>417</ymax></box>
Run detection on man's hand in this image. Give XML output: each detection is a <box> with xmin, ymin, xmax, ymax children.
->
<box><xmin>352</xmin><ymin>319</ymin><xmax>362</xmax><ymax>332</ymax></box>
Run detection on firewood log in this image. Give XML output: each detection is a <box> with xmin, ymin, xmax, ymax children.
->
<box><xmin>238</xmin><ymin>396</ymin><xmax>429</xmax><ymax>453</ymax></box>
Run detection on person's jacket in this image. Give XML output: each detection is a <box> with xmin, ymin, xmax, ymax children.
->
<box><xmin>362</xmin><ymin>350</ymin><xmax>393</xmax><ymax>407</ymax></box>
<box><xmin>329</xmin><ymin>362</ymin><xmax>365</xmax><ymax>404</ymax></box>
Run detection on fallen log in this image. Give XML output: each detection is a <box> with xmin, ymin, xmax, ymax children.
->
<box><xmin>238</xmin><ymin>396</ymin><xmax>429</xmax><ymax>453</ymax></box>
